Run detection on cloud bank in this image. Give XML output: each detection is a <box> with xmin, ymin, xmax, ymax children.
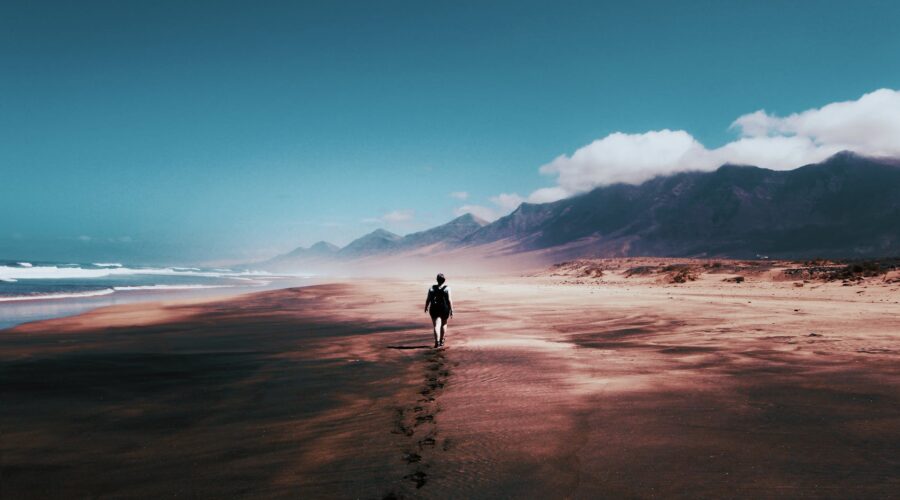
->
<box><xmin>382</xmin><ymin>209</ymin><xmax>414</xmax><ymax>223</ymax></box>
<box><xmin>458</xmin><ymin>88</ymin><xmax>900</xmax><ymax>221</ymax></box>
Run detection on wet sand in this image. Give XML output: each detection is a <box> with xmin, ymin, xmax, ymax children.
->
<box><xmin>1</xmin><ymin>274</ymin><xmax>898</xmax><ymax>498</ymax></box>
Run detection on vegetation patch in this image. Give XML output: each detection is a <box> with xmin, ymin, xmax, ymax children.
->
<box><xmin>624</xmin><ymin>266</ymin><xmax>656</xmax><ymax>277</ymax></box>
<box><xmin>783</xmin><ymin>259</ymin><xmax>900</xmax><ymax>282</ymax></box>
<box><xmin>547</xmin><ymin>260</ymin><xmax>605</xmax><ymax>278</ymax></box>
<box><xmin>662</xmin><ymin>265</ymin><xmax>700</xmax><ymax>283</ymax></box>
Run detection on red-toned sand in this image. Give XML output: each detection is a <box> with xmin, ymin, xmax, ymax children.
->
<box><xmin>1</xmin><ymin>269</ymin><xmax>898</xmax><ymax>498</ymax></box>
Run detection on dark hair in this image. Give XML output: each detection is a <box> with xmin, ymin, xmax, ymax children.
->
<box><xmin>436</xmin><ymin>273</ymin><xmax>445</xmax><ymax>284</ymax></box>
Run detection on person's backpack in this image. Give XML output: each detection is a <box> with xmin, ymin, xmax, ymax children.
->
<box><xmin>431</xmin><ymin>285</ymin><xmax>449</xmax><ymax>312</ymax></box>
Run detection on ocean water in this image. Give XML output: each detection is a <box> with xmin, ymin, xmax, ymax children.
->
<box><xmin>0</xmin><ymin>261</ymin><xmax>313</xmax><ymax>330</ymax></box>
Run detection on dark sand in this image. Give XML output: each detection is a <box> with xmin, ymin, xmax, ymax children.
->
<box><xmin>1</xmin><ymin>276</ymin><xmax>898</xmax><ymax>498</ymax></box>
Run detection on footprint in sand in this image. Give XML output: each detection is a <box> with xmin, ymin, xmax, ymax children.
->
<box><xmin>388</xmin><ymin>344</ymin><xmax>453</xmax><ymax>495</ymax></box>
<box><xmin>391</xmin><ymin>408</ymin><xmax>414</xmax><ymax>436</ymax></box>
<box><xmin>403</xmin><ymin>470</ymin><xmax>428</xmax><ymax>488</ymax></box>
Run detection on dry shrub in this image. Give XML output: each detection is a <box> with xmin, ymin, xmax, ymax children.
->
<box><xmin>548</xmin><ymin>260</ymin><xmax>604</xmax><ymax>278</ymax></box>
<box><xmin>624</xmin><ymin>266</ymin><xmax>655</xmax><ymax>277</ymax></box>
<box><xmin>667</xmin><ymin>266</ymin><xmax>699</xmax><ymax>283</ymax></box>
<box><xmin>783</xmin><ymin>259</ymin><xmax>900</xmax><ymax>282</ymax></box>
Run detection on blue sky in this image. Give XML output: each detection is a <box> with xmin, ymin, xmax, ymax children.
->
<box><xmin>2</xmin><ymin>0</ymin><xmax>899</xmax><ymax>264</ymax></box>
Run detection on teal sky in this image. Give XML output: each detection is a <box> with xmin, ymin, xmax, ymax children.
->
<box><xmin>2</xmin><ymin>0</ymin><xmax>899</xmax><ymax>264</ymax></box>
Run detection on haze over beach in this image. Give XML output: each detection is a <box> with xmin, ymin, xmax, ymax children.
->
<box><xmin>2</xmin><ymin>1</ymin><xmax>899</xmax><ymax>498</ymax></box>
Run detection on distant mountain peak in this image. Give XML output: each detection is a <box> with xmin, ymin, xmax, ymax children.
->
<box><xmin>467</xmin><ymin>154</ymin><xmax>900</xmax><ymax>259</ymax></box>
<box><xmin>827</xmin><ymin>150</ymin><xmax>863</xmax><ymax>161</ymax></box>
<box><xmin>309</xmin><ymin>241</ymin><xmax>339</xmax><ymax>253</ymax></box>
<box><xmin>338</xmin><ymin>228</ymin><xmax>402</xmax><ymax>256</ymax></box>
<box><xmin>716</xmin><ymin>163</ymin><xmax>765</xmax><ymax>171</ymax></box>
<box><xmin>452</xmin><ymin>212</ymin><xmax>489</xmax><ymax>226</ymax></box>
<box><xmin>264</xmin><ymin>154</ymin><xmax>900</xmax><ymax>268</ymax></box>
<box><xmin>366</xmin><ymin>228</ymin><xmax>401</xmax><ymax>239</ymax></box>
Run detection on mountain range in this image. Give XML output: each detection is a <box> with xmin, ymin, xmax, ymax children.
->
<box><xmin>262</xmin><ymin>152</ymin><xmax>900</xmax><ymax>271</ymax></box>
<box><xmin>261</xmin><ymin>213</ymin><xmax>489</xmax><ymax>269</ymax></box>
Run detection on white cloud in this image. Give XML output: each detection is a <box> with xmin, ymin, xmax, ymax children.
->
<box><xmin>527</xmin><ymin>186</ymin><xmax>569</xmax><ymax>204</ymax></box>
<box><xmin>454</xmin><ymin>89</ymin><xmax>900</xmax><ymax>222</ymax></box>
<box><xmin>449</xmin><ymin>191</ymin><xmax>469</xmax><ymax>200</ymax></box>
<box><xmin>383</xmin><ymin>209</ymin><xmax>414</xmax><ymax>222</ymax></box>
<box><xmin>710</xmin><ymin>135</ymin><xmax>838</xmax><ymax>171</ymax></box>
<box><xmin>533</xmin><ymin>88</ymin><xmax>900</xmax><ymax>199</ymax></box>
<box><xmin>364</xmin><ymin>210</ymin><xmax>415</xmax><ymax>224</ymax></box>
<box><xmin>489</xmin><ymin>193</ymin><xmax>526</xmax><ymax>212</ymax></box>
<box><xmin>732</xmin><ymin>88</ymin><xmax>900</xmax><ymax>156</ymax></box>
<box><xmin>540</xmin><ymin>130</ymin><xmax>710</xmax><ymax>192</ymax></box>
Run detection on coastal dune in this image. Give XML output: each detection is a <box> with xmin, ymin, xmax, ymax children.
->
<box><xmin>1</xmin><ymin>270</ymin><xmax>898</xmax><ymax>498</ymax></box>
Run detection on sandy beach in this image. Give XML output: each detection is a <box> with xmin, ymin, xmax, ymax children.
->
<box><xmin>1</xmin><ymin>264</ymin><xmax>898</xmax><ymax>498</ymax></box>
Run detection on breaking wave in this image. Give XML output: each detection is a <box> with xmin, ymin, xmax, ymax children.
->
<box><xmin>111</xmin><ymin>284</ymin><xmax>234</xmax><ymax>291</ymax></box>
<box><xmin>0</xmin><ymin>289</ymin><xmax>116</xmax><ymax>302</ymax></box>
<box><xmin>0</xmin><ymin>264</ymin><xmax>270</xmax><ymax>282</ymax></box>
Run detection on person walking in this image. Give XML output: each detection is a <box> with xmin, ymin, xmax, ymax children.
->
<box><xmin>424</xmin><ymin>273</ymin><xmax>453</xmax><ymax>348</ymax></box>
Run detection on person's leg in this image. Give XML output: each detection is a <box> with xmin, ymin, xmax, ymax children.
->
<box><xmin>431</xmin><ymin>316</ymin><xmax>440</xmax><ymax>347</ymax></box>
<box><xmin>439</xmin><ymin>316</ymin><xmax>448</xmax><ymax>345</ymax></box>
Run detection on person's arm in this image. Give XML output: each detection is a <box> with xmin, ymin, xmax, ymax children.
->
<box><xmin>424</xmin><ymin>288</ymin><xmax>433</xmax><ymax>313</ymax></box>
<box><xmin>447</xmin><ymin>288</ymin><xmax>453</xmax><ymax>317</ymax></box>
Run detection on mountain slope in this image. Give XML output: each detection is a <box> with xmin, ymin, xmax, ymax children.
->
<box><xmin>461</xmin><ymin>152</ymin><xmax>900</xmax><ymax>258</ymax></box>
<box><xmin>261</xmin><ymin>153</ymin><xmax>900</xmax><ymax>271</ymax></box>
<box><xmin>282</xmin><ymin>241</ymin><xmax>340</xmax><ymax>258</ymax></box>
<box><xmin>396</xmin><ymin>213</ymin><xmax>488</xmax><ymax>250</ymax></box>
<box><xmin>338</xmin><ymin>229</ymin><xmax>403</xmax><ymax>257</ymax></box>
<box><xmin>337</xmin><ymin>214</ymin><xmax>488</xmax><ymax>258</ymax></box>
<box><xmin>257</xmin><ymin>240</ymin><xmax>339</xmax><ymax>270</ymax></box>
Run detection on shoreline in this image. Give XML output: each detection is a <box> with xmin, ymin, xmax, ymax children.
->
<box><xmin>0</xmin><ymin>276</ymin><xmax>321</xmax><ymax>331</ymax></box>
<box><xmin>2</xmin><ymin>274</ymin><xmax>898</xmax><ymax>497</ymax></box>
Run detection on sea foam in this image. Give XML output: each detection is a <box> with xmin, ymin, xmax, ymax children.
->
<box><xmin>0</xmin><ymin>289</ymin><xmax>116</xmax><ymax>302</ymax></box>
<box><xmin>0</xmin><ymin>265</ymin><xmax>270</xmax><ymax>281</ymax></box>
<box><xmin>112</xmin><ymin>284</ymin><xmax>234</xmax><ymax>291</ymax></box>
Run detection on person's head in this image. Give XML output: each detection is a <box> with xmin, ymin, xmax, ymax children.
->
<box><xmin>436</xmin><ymin>273</ymin><xmax>445</xmax><ymax>285</ymax></box>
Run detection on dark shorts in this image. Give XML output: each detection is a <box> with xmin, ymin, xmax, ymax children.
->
<box><xmin>430</xmin><ymin>309</ymin><xmax>449</xmax><ymax>322</ymax></box>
